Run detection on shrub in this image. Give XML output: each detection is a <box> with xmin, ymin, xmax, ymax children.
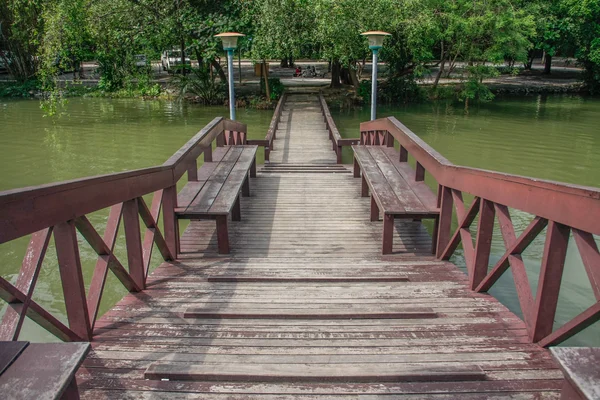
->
<box><xmin>171</xmin><ymin>67</ymin><xmax>226</xmax><ymax>105</ymax></box>
<box><xmin>260</xmin><ymin>77</ymin><xmax>284</xmax><ymax>100</ymax></box>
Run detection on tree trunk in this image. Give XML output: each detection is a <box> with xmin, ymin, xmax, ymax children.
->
<box><xmin>330</xmin><ymin>60</ymin><xmax>341</xmax><ymax>88</ymax></box>
<box><xmin>348</xmin><ymin>63</ymin><xmax>360</xmax><ymax>91</ymax></box>
<box><xmin>433</xmin><ymin>45</ymin><xmax>446</xmax><ymax>89</ymax></box>
<box><xmin>288</xmin><ymin>55</ymin><xmax>294</xmax><ymax>68</ymax></box>
<box><xmin>280</xmin><ymin>58</ymin><xmax>288</xmax><ymax>68</ymax></box>
<box><xmin>211</xmin><ymin>59</ymin><xmax>227</xmax><ymax>83</ymax></box>
<box><xmin>524</xmin><ymin>50</ymin><xmax>534</xmax><ymax>70</ymax></box>
<box><xmin>195</xmin><ymin>49</ymin><xmax>204</xmax><ymax>69</ymax></box>
<box><xmin>180</xmin><ymin>37</ymin><xmax>186</xmax><ymax>76</ymax></box>
<box><xmin>262</xmin><ymin>60</ymin><xmax>270</xmax><ymax>100</ymax></box>
<box><xmin>544</xmin><ymin>54</ymin><xmax>552</xmax><ymax>74</ymax></box>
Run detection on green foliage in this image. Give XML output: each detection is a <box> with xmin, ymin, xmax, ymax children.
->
<box><xmin>260</xmin><ymin>77</ymin><xmax>284</xmax><ymax>100</ymax></box>
<box><xmin>171</xmin><ymin>66</ymin><xmax>226</xmax><ymax>105</ymax></box>
<box><xmin>0</xmin><ymin>79</ymin><xmax>41</xmax><ymax>97</ymax></box>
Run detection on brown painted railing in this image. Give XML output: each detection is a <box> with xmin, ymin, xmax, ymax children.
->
<box><xmin>247</xmin><ymin>93</ymin><xmax>287</xmax><ymax>162</ymax></box>
<box><xmin>360</xmin><ymin>117</ymin><xmax>600</xmax><ymax>347</ymax></box>
<box><xmin>318</xmin><ymin>94</ymin><xmax>359</xmax><ymax>164</ymax></box>
<box><xmin>0</xmin><ymin>117</ymin><xmax>247</xmax><ymax>342</ymax></box>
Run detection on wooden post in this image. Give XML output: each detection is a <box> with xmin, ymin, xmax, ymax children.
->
<box><xmin>187</xmin><ymin>159</ymin><xmax>198</xmax><ymax>182</ymax></box>
<box><xmin>382</xmin><ymin>214</ymin><xmax>394</xmax><ymax>255</ymax></box>
<box><xmin>122</xmin><ymin>199</ymin><xmax>145</xmax><ymax>290</ymax></box>
<box><xmin>399</xmin><ymin>146</ymin><xmax>408</xmax><ymax>162</ymax></box>
<box><xmin>54</xmin><ymin>221</ymin><xmax>92</xmax><ymax>341</ymax></box>
<box><xmin>370</xmin><ymin>196</ymin><xmax>379</xmax><ymax>222</ymax></box>
<box><xmin>436</xmin><ymin>186</ymin><xmax>453</xmax><ymax>259</ymax></box>
<box><xmin>162</xmin><ymin>186</ymin><xmax>179</xmax><ymax>258</ymax></box>
<box><xmin>471</xmin><ymin>199</ymin><xmax>495</xmax><ymax>290</ymax></box>
<box><xmin>353</xmin><ymin>158</ymin><xmax>360</xmax><ymax>178</ymax></box>
<box><xmin>531</xmin><ymin>221</ymin><xmax>570</xmax><ymax>342</ymax></box>
<box><xmin>361</xmin><ymin>175</ymin><xmax>369</xmax><ymax>197</ymax></box>
<box><xmin>204</xmin><ymin>146</ymin><xmax>213</xmax><ymax>163</ymax></box>
<box><xmin>336</xmin><ymin>145</ymin><xmax>342</xmax><ymax>164</ymax></box>
<box><xmin>216</xmin><ymin>216</ymin><xmax>230</xmax><ymax>254</ymax></box>
<box><xmin>415</xmin><ymin>162</ymin><xmax>425</xmax><ymax>181</ymax></box>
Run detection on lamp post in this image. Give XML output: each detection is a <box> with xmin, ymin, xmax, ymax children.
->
<box><xmin>215</xmin><ymin>32</ymin><xmax>245</xmax><ymax>120</ymax></box>
<box><xmin>361</xmin><ymin>31</ymin><xmax>391</xmax><ymax>121</ymax></box>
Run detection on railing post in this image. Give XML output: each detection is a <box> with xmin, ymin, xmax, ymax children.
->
<box><xmin>399</xmin><ymin>146</ymin><xmax>408</xmax><ymax>162</ymax></box>
<box><xmin>204</xmin><ymin>145</ymin><xmax>213</xmax><ymax>163</ymax></box>
<box><xmin>187</xmin><ymin>159</ymin><xmax>198</xmax><ymax>182</ymax></box>
<box><xmin>123</xmin><ymin>199</ymin><xmax>145</xmax><ymax>290</ymax></box>
<box><xmin>436</xmin><ymin>186</ymin><xmax>453</xmax><ymax>259</ymax></box>
<box><xmin>162</xmin><ymin>186</ymin><xmax>179</xmax><ymax>258</ymax></box>
<box><xmin>531</xmin><ymin>221</ymin><xmax>570</xmax><ymax>342</ymax></box>
<box><xmin>471</xmin><ymin>199</ymin><xmax>495</xmax><ymax>290</ymax></box>
<box><xmin>386</xmin><ymin>131</ymin><xmax>394</xmax><ymax>147</ymax></box>
<box><xmin>54</xmin><ymin>221</ymin><xmax>92</xmax><ymax>340</ymax></box>
<box><xmin>415</xmin><ymin>162</ymin><xmax>425</xmax><ymax>181</ymax></box>
<box><xmin>336</xmin><ymin>145</ymin><xmax>342</xmax><ymax>164</ymax></box>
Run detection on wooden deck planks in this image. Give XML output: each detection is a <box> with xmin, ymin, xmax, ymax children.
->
<box><xmin>79</xmin><ymin>93</ymin><xmax>561</xmax><ymax>399</ymax></box>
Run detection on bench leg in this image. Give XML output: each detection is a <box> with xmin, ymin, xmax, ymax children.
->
<box><xmin>361</xmin><ymin>175</ymin><xmax>369</xmax><ymax>197</ymax></box>
<box><xmin>242</xmin><ymin>175</ymin><xmax>250</xmax><ymax>197</ymax></box>
<box><xmin>216</xmin><ymin>216</ymin><xmax>230</xmax><ymax>254</ymax></box>
<box><xmin>232</xmin><ymin>196</ymin><xmax>241</xmax><ymax>221</ymax></box>
<box><xmin>353</xmin><ymin>158</ymin><xmax>360</xmax><ymax>178</ymax></box>
<box><xmin>382</xmin><ymin>214</ymin><xmax>394</xmax><ymax>255</ymax></box>
<box><xmin>431</xmin><ymin>216</ymin><xmax>439</xmax><ymax>255</ymax></box>
<box><xmin>60</xmin><ymin>377</ymin><xmax>80</xmax><ymax>400</ymax></box>
<box><xmin>370</xmin><ymin>196</ymin><xmax>379</xmax><ymax>222</ymax></box>
<box><xmin>250</xmin><ymin>158</ymin><xmax>257</xmax><ymax>178</ymax></box>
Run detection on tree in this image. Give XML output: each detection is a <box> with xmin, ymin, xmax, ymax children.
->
<box><xmin>562</xmin><ymin>0</ymin><xmax>600</xmax><ymax>92</ymax></box>
<box><xmin>0</xmin><ymin>0</ymin><xmax>45</xmax><ymax>81</ymax></box>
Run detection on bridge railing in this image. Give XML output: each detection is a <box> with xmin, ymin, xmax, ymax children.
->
<box><xmin>360</xmin><ymin>117</ymin><xmax>600</xmax><ymax>347</ymax></box>
<box><xmin>247</xmin><ymin>93</ymin><xmax>287</xmax><ymax>162</ymax></box>
<box><xmin>0</xmin><ymin>117</ymin><xmax>246</xmax><ymax>342</ymax></box>
<box><xmin>318</xmin><ymin>94</ymin><xmax>359</xmax><ymax>164</ymax></box>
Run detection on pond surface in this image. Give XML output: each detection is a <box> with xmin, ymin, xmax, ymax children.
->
<box><xmin>332</xmin><ymin>94</ymin><xmax>600</xmax><ymax>346</ymax></box>
<box><xmin>1</xmin><ymin>95</ymin><xmax>599</xmax><ymax>346</ymax></box>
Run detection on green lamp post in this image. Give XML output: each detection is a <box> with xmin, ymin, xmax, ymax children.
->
<box><xmin>361</xmin><ymin>31</ymin><xmax>391</xmax><ymax>121</ymax></box>
<box><xmin>215</xmin><ymin>32</ymin><xmax>245</xmax><ymax>120</ymax></box>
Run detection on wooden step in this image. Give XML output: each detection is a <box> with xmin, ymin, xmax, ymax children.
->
<box><xmin>144</xmin><ymin>362</ymin><xmax>486</xmax><ymax>382</ymax></box>
<box><xmin>183</xmin><ymin>308</ymin><xmax>437</xmax><ymax>319</ymax></box>
<box><xmin>205</xmin><ymin>276</ymin><xmax>409</xmax><ymax>283</ymax></box>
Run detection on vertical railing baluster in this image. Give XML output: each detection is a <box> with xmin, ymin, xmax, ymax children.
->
<box><xmin>415</xmin><ymin>162</ymin><xmax>425</xmax><ymax>181</ymax></box>
<box><xmin>471</xmin><ymin>199</ymin><xmax>495</xmax><ymax>290</ymax></box>
<box><xmin>187</xmin><ymin>159</ymin><xmax>198</xmax><ymax>182</ymax></box>
<box><xmin>436</xmin><ymin>186</ymin><xmax>453</xmax><ymax>259</ymax></box>
<box><xmin>123</xmin><ymin>199</ymin><xmax>145</xmax><ymax>290</ymax></box>
<box><xmin>162</xmin><ymin>185</ymin><xmax>179</xmax><ymax>257</ymax></box>
<box><xmin>399</xmin><ymin>146</ymin><xmax>408</xmax><ymax>162</ymax></box>
<box><xmin>54</xmin><ymin>221</ymin><xmax>92</xmax><ymax>340</ymax></box>
<box><xmin>531</xmin><ymin>221</ymin><xmax>571</xmax><ymax>342</ymax></box>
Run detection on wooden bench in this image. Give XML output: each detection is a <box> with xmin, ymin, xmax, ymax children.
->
<box><xmin>352</xmin><ymin>145</ymin><xmax>439</xmax><ymax>254</ymax></box>
<box><xmin>0</xmin><ymin>341</ymin><xmax>89</xmax><ymax>399</ymax></box>
<box><xmin>175</xmin><ymin>145</ymin><xmax>257</xmax><ymax>254</ymax></box>
<box><xmin>551</xmin><ymin>347</ymin><xmax>600</xmax><ymax>400</ymax></box>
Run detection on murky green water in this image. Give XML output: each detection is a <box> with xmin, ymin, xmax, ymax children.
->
<box><xmin>0</xmin><ymin>98</ymin><xmax>273</xmax><ymax>342</ymax></box>
<box><xmin>1</xmin><ymin>95</ymin><xmax>599</xmax><ymax>346</ymax></box>
<box><xmin>332</xmin><ymin>94</ymin><xmax>600</xmax><ymax>346</ymax></box>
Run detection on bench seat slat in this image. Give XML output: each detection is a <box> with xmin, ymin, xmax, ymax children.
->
<box><xmin>184</xmin><ymin>147</ymin><xmax>244</xmax><ymax>215</ymax></box>
<box><xmin>381</xmin><ymin>147</ymin><xmax>438</xmax><ymax>212</ymax></box>
<box><xmin>208</xmin><ymin>146</ymin><xmax>257</xmax><ymax>215</ymax></box>
<box><xmin>367</xmin><ymin>146</ymin><xmax>431</xmax><ymax>214</ymax></box>
<box><xmin>352</xmin><ymin>146</ymin><xmax>406</xmax><ymax>213</ymax></box>
<box><xmin>176</xmin><ymin>147</ymin><xmax>231</xmax><ymax>211</ymax></box>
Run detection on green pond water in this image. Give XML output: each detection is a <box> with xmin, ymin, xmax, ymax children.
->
<box><xmin>1</xmin><ymin>95</ymin><xmax>599</xmax><ymax>346</ymax></box>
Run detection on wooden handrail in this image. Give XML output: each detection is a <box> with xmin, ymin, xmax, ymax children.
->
<box><xmin>319</xmin><ymin>94</ymin><xmax>360</xmax><ymax>163</ymax></box>
<box><xmin>0</xmin><ymin>117</ymin><xmax>233</xmax><ymax>244</ymax></box>
<box><xmin>359</xmin><ymin>116</ymin><xmax>600</xmax><ymax>347</ymax></box>
<box><xmin>360</xmin><ymin>117</ymin><xmax>600</xmax><ymax>235</ymax></box>
<box><xmin>0</xmin><ymin>118</ymin><xmax>247</xmax><ymax>342</ymax></box>
<box><xmin>247</xmin><ymin>93</ymin><xmax>287</xmax><ymax>162</ymax></box>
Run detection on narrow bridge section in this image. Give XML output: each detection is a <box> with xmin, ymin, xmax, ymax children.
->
<box><xmin>78</xmin><ymin>94</ymin><xmax>562</xmax><ymax>398</ymax></box>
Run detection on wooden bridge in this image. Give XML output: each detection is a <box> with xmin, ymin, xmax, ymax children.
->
<box><xmin>1</xmin><ymin>92</ymin><xmax>599</xmax><ymax>399</ymax></box>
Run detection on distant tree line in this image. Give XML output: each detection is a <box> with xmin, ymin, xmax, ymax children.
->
<box><xmin>1</xmin><ymin>0</ymin><xmax>599</xmax><ymax>96</ymax></box>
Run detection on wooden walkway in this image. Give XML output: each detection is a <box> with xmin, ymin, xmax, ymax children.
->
<box><xmin>78</xmin><ymin>93</ymin><xmax>562</xmax><ymax>399</ymax></box>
